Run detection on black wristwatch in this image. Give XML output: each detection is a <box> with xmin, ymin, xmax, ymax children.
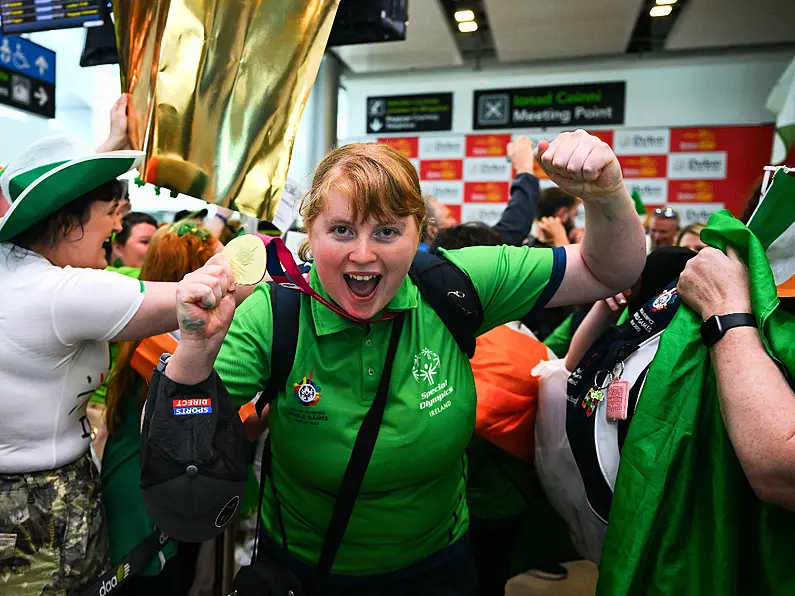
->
<box><xmin>700</xmin><ymin>313</ymin><xmax>756</xmax><ymax>347</ymax></box>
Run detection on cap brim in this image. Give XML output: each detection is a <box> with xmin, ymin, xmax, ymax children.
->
<box><xmin>142</xmin><ymin>474</ymin><xmax>247</xmax><ymax>543</ymax></box>
<box><xmin>0</xmin><ymin>151</ymin><xmax>143</xmax><ymax>242</ymax></box>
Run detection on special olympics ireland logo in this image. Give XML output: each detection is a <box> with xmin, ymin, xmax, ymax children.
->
<box><xmin>412</xmin><ymin>348</ymin><xmax>441</xmax><ymax>386</ymax></box>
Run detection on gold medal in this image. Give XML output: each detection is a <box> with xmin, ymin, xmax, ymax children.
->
<box><xmin>223</xmin><ymin>235</ymin><xmax>266</xmax><ymax>285</ymax></box>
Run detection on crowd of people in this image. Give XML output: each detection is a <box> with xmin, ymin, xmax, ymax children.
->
<box><xmin>0</xmin><ymin>93</ymin><xmax>793</xmax><ymax>596</ymax></box>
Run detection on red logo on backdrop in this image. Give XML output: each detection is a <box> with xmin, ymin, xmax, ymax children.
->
<box><xmin>377</xmin><ymin>137</ymin><xmax>419</xmax><ymax>159</ymax></box>
<box><xmin>466</xmin><ymin>134</ymin><xmax>511</xmax><ymax>157</ymax></box>
<box><xmin>464</xmin><ymin>182</ymin><xmax>509</xmax><ymax>203</ymax></box>
<box><xmin>667</xmin><ymin>125</ymin><xmax>775</xmax><ymax>213</ymax></box>
<box><xmin>420</xmin><ymin>159</ymin><xmax>463</xmax><ymax>181</ymax></box>
<box><xmin>668</xmin><ymin>180</ymin><xmax>716</xmax><ymax>203</ymax></box>
<box><xmin>671</xmin><ymin>129</ymin><xmax>717</xmax><ymax>152</ymax></box>
<box><xmin>446</xmin><ymin>205</ymin><xmax>462</xmax><ymax>223</ymax></box>
<box><xmin>173</xmin><ymin>398</ymin><xmax>211</xmax><ymax>408</ymax></box>
<box><xmin>620</xmin><ymin>155</ymin><xmax>667</xmax><ymax>178</ymax></box>
<box><xmin>587</xmin><ymin>130</ymin><xmax>614</xmax><ymax>146</ymax></box>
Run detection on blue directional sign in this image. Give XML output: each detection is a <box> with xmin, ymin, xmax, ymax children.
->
<box><xmin>0</xmin><ymin>33</ymin><xmax>55</xmax><ymax>118</ymax></box>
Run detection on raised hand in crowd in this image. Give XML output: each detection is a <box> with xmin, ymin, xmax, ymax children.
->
<box><xmin>507</xmin><ymin>135</ymin><xmax>535</xmax><ymax>175</ymax></box>
<box><xmin>96</xmin><ymin>93</ymin><xmax>136</xmax><ymax>153</ymax></box>
<box><xmin>536</xmin><ymin>216</ymin><xmax>571</xmax><ymax>247</ymax></box>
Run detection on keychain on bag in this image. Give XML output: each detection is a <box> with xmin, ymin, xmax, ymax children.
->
<box><xmin>583</xmin><ymin>369</ymin><xmax>612</xmax><ymax>417</ymax></box>
<box><xmin>606</xmin><ymin>360</ymin><xmax>630</xmax><ymax>421</ymax></box>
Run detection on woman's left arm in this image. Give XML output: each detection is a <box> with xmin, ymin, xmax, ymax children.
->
<box><xmin>539</xmin><ymin>130</ymin><xmax>646</xmax><ymax>308</ymax></box>
<box><xmin>679</xmin><ymin>247</ymin><xmax>795</xmax><ymax>511</ymax></box>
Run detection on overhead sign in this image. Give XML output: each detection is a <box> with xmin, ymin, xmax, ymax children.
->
<box><xmin>0</xmin><ymin>1</ymin><xmax>104</xmax><ymax>35</ymax></box>
<box><xmin>366</xmin><ymin>93</ymin><xmax>453</xmax><ymax>134</ymax></box>
<box><xmin>473</xmin><ymin>82</ymin><xmax>625</xmax><ymax>130</ymax></box>
<box><xmin>0</xmin><ymin>34</ymin><xmax>55</xmax><ymax>118</ymax></box>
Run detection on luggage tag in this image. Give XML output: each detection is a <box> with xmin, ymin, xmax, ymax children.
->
<box><xmin>583</xmin><ymin>370</ymin><xmax>612</xmax><ymax>417</ymax></box>
<box><xmin>606</xmin><ymin>361</ymin><xmax>630</xmax><ymax>421</ymax></box>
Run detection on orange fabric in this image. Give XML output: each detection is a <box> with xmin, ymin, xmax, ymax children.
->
<box><xmin>778</xmin><ymin>274</ymin><xmax>795</xmax><ymax>298</ymax></box>
<box><xmin>470</xmin><ymin>325</ymin><xmax>550</xmax><ymax>462</ymax></box>
<box><xmin>131</xmin><ymin>333</ymin><xmax>179</xmax><ymax>384</ymax></box>
<box><xmin>238</xmin><ymin>401</ymin><xmax>270</xmax><ymax>441</ymax></box>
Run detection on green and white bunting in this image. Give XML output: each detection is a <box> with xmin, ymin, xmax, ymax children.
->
<box><xmin>747</xmin><ymin>170</ymin><xmax>795</xmax><ymax>288</ymax></box>
<box><xmin>767</xmin><ymin>56</ymin><xmax>795</xmax><ymax>161</ymax></box>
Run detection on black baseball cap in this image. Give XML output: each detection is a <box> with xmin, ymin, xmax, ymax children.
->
<box><xmin>140</xmin><ymin>362</ymin><xmax>250</xmax><ymax>542</ymax></box>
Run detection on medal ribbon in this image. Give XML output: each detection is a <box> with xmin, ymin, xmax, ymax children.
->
<box><xmin>255</xmin><ymin>234</ymin><xmax>398</xmax><ymax>324</ymax></box>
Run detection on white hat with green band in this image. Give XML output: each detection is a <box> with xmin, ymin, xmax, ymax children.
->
<box><xmin>0</xmin><ymin>134</ymin><xmax>144</xmax><ymax>243</ymax></box>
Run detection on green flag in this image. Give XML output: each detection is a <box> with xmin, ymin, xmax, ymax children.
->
<box><xmin>630</xmin><ymin>189</ymin><xmax>646</xmax><ymax>217</ymax></box>
<box><xmin>597</xmin><ymin>209</ymin><xmax>795</xmax><ymax>595</ymax></box>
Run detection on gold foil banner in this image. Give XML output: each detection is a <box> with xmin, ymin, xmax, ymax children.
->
<box><xmin>115</xmin><ymin>0</ymin><xmax>339</xmax><ymax>221</ymax></box>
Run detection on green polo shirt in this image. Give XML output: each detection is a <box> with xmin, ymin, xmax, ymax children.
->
<box><xmin>215</xmin><ymin>244</ymin><xmax>565</xmax><ymax>576</ymax></box>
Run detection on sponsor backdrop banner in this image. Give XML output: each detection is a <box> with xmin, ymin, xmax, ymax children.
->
<box><xmin>376</xmin><ymin>124</ymin><xmax>773</xmax><ymax>226</ymax></box>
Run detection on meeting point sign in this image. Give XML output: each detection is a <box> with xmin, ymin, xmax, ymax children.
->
<box><xmin>473</xmin><ymin>82</ymin><xmax>625</xmax><ymax>130</ymax></box>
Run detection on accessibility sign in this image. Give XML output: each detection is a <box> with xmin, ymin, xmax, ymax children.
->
<box><xmin>0</xmin><ymin>34</ymin><xmax>55</xmax><ymax>118</ymax></box>
<box><xmin>366</xmin><ymin>93</ymin><xmax>453</xmax><ymax>134</ymax></box>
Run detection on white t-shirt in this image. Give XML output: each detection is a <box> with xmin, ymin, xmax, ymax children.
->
<box><xmin>0</xmin><ymin>243</ymin><xmax>145</xmax><ymax>473</ymax></box>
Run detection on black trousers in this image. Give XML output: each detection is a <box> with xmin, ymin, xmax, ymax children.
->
<box><xmin>258</xmin><ymin>531</ymin><xmax>478</xmax><ymax>596</ymax></box>
<box><xmin>114</xmin><ymin>555</ymin><xmax>183</xmax><ymax>596</ymax></box>
<box><xmin>469</xmin><ymin>513</ymin><xmax>525</xmax><ymax>596</ymax></box>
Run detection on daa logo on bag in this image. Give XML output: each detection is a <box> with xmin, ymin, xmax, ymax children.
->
<box><xmin>97</xmin><ymin>562</ymin><xmax>131</xmax><ymax>596</ymax></box>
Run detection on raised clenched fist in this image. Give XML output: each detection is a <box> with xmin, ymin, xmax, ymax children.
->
<box><xmin>176</xmin><ymin>253</ymin><xmax>237</xmax><ymax>345</ymax></box>
<box><xmin>534</xmin><ymin>129</ymin><xmax>624</xmax><ymax>202</ymax></box>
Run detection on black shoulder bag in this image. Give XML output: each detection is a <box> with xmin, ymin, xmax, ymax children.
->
<box><xmin>232</xmin><ymin>312</ymin><xmax>406</xmax><ymax>596</ymax></box>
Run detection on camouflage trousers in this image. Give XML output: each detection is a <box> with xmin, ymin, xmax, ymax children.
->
<box><xmin>0</xmin><ymin>453</ymin><xmax>108</xmax><ymax>596</ymax></box>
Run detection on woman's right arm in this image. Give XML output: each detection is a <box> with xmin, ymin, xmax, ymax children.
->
<box><xmin>163</xmin><ymin>267</ymin><xmax>272</xmax><ymax>410</ymax></box>
<box><xmin>110</xmin><ymin>258</ymin><xmax>256</xmax><ymax>342</ymax></box>
<box><xmin>564</xmin><ymin>294</ymin><xmax>626</xmax><ymax>371</ymax></box>
<box><xmin>161</xmin><ymin>257</ymin><xmax>238</xmax><ymax>384</ymax></box>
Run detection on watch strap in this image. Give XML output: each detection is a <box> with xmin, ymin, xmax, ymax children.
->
<box><xmin>155</xmin><ymin>352</ymin><xmax>172</xmax><ymax>374</ymax></box>
<box><xmin>700</xmin><ymin>313</ymin><xmax>756</xmax><ymax>347</ymax></box>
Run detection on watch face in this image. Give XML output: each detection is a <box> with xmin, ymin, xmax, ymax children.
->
<box><xmin>700</xmin><ymin>316</ymin><xmax>720</xmax><ymax>347</ymax></box>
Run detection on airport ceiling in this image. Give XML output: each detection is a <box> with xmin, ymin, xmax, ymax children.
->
<box><xmin>332</xmin><ymin>0</ymin><xmax>795</xmax><ymax>74</ymax></box>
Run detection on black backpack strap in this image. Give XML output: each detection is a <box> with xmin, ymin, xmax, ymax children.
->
<box><xmin>257</xmin><ymin>282</ymin><xmax>301</xmax><ymax>417</ymax></box>
<box><xmin>252</xmin><ymin>282</ymin><xmax>301</xmax><ymax>560</ymax></box>
<box><xmin>312</xmin><ymin>312</ymin><xmax>406</xmax><ymax>590</ymax></box>
<box><xmin>409</xmin><ymin>251</ymin><xmax>483</xmax><ymax>358</ymax></box>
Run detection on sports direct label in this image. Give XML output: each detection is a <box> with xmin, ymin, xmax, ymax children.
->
<box><xmin>173</xmin><ymin>399</ymin><xmax>211</xmax><ymax>407</ymax></box>
<box><xmin>173</xmin><ymin>398</ymin><xmax>212</xmax><ymax>416</ymax></box>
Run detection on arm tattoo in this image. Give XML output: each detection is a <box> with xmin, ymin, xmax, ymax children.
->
<box><xmin>181</xmin><ymin>317</ymin><xmax>206</xmax><ymax>331</ymax></box>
